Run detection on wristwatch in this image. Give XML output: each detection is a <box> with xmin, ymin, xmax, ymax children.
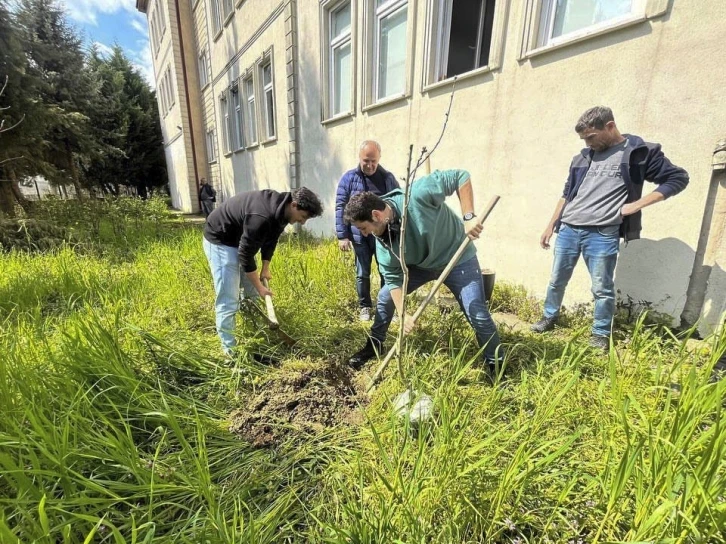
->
<box><xmin>463</xmin><ymin>212</ymin><xmax>476</xmax><ymax>221</ymax></box>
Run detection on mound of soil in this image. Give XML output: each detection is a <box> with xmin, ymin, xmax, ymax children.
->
<box><xmin>229</xmin><ymin>365</ymin><xmax>366</xmax><ymax>447</ymax></box>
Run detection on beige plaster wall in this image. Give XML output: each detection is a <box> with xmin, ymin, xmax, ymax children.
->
<box><xmin>292</xmin><ymin>0</ymin><xmax>726</xmax><ymax>332</ymax></box>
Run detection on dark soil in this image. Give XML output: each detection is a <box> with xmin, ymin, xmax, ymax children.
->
<box><xmin>229</xmin><ymin>364</ymin><xmax>366</xmax><ymax>447</ymax></box>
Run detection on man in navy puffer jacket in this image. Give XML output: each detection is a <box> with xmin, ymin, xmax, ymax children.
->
<box><xmin>336</xmin><ymin>140</ymin><xmax>400</xmax><ymax>321</ymax></box>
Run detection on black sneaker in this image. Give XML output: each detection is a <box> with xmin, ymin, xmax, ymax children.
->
<box><xmin>531</xmin><ymin>316</ymin><xmax>557</xmax><ymax>333</ymax></box>
<box><xmin>348</xmin><ymin>338</ymin><xmax>383</xmax><ymax>370</ymax></box>
<box><xmin>589</xmin><ymin>335</ymin><xmax>610</xmax><ymax>352</ymax></box>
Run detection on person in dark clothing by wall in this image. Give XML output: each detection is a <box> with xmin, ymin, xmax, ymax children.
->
<box><xmin>531</xmin><ymin>106</ymin><xmax>689</xmax><ymax>351</ymax></box>
<box><xmin>203</xmin><ymin>186</ymin><xmax>323</xmax><ymax>355</ymax></box>
<box><xmin>199</xmin><ymin>178</ymin><xmax>217</xmax><ymax>218</ymax></box>
<box><xmin>335</xmin><ymin>140</ymin><xmax>400</xmax><ymax>322</ymax></box>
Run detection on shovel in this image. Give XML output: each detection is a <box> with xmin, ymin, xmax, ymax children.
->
<box><xmin>244</xmin><ymin>279</ymin><xmax>298</xmax><ymax>347</ymax></box>
<box><xmin>366</xmin><ymin>195</ymin><xmax>500</xmax><ymax>393</ymax></box>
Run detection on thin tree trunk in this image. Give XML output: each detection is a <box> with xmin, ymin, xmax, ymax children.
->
<box><xmin>0</xmin><ymin>178</ymin><xmax>16</xmax><ymax>217</ymax></box>
<box><xmin>8</xmin><ymin>169</ymin><xmax>30</xmax><ymax>212</ymax></box>
<box><xmin>65</xmin><ymin>140</ymin><xmax>84</xmax><ymax>200</ymax></box>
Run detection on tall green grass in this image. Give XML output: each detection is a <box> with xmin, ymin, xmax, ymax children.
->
<box><xmin>0</xmin><ymin>210</ymin><xmax>724</xmax><ymax>542</ymax></box>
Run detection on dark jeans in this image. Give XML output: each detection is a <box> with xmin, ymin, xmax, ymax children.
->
<box><xmin>370</xmin><ymin>256</ymin><xmax>502</xmax><ymax>363</ymax></box>
<box><xmin>201</xmin><ymin>199</ymin><xmax>215</xmax><ymax>218</ymax></box>
<box><xmin>353</xmin><ymin>235</ymin><xmax>384</xmax><ymax>309</ymax></box>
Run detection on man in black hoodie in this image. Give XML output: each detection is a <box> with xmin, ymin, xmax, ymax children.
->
<box><xmin>203</xmin><ymin>186</ymin><xmax>323</xmax><ymax>355</ymax></box>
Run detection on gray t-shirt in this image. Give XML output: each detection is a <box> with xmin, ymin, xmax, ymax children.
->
<box><xmin>561</xmin><ymin>139</ymin><xmax>629</xmax><ymax>227</ymax></box>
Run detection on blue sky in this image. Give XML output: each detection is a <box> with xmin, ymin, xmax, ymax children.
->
<box><xmin>59</xmin><ymin>0</ymin><xmax>155</xmax><ymax>87</ymax></box>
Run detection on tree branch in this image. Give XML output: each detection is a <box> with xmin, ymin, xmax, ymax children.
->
<box><xmin>0</xmin><ymin>114</ymin><xmax>25</xmax><ymax>133</ymax></box>
<box><xmin>0</xmin><ymin>155</ymin><xmax>25</xmax><ymax>165</ymax></box>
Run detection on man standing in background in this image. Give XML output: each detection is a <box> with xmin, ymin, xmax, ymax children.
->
<box><xmin>199</xmin><ymin>178</ymin><xmax>216</xmax><ymax>218</ymax></box>
<box><xmin>336</xmin><ymin>140</ymin><xmax>400</xmax><ymax>321</ymax></box>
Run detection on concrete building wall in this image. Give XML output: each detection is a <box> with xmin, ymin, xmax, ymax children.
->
<box><xmin>292</xmin><ymin>0</ymin><xmax>726</xmax><ymax>334</ymax></box>
<box><xmin>140</xmin><ymin>0</ymin><xmax>726</xmax><ymax>333</ymax></box>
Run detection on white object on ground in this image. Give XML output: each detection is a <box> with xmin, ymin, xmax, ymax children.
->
<box><xmin>393</xmin><ymin>389</ymin><xmax>435</xmax><ymax>425</ymax></box>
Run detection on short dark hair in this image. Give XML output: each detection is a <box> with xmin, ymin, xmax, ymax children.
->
<box><xmin>344</xmin><ymin>192</ymin><xmax>386</xmax><ymax>224</ymax></box>
<box><xmin>575</xmin><ymin>106</ymin><xmax>615</xmax><ymax>132</ymax></box>
<box><xmin>291</xmin><ymin>186</ymin><xmax>323</xmax><ymax>217</ymax></box>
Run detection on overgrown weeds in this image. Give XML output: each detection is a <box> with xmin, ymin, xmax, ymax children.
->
<box><xmin>0</xmin><ymin>201</ymin><xmax>724</xmax><ymax>542</ymax></box>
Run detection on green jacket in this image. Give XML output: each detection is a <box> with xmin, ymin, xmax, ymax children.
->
<box><xmin>376</xmin><ymin>169</ymin><xmax>475</xmax><ymax>289</ymax></box>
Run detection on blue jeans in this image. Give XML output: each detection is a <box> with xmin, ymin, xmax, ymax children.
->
<box><xmin>202</xmin><ymin>238</ymin><xmax>258</xmax><ymax>355</ymax></box>
<box><xmin>370</xmin><ymin>256</ymin><xmax>502</xmax><ymax>363</ymax></box>
<box><xmin>353</xmin><ymin>235</ymin><xmax>384</xmax><ymax>308</ymax></box>
<box><xmin>544</xmin><ymin>223</ymin><xmax>620</xmax><ymax>337</ymax></box>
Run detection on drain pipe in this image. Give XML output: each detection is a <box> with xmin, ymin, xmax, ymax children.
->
<box><xmin>680</xmin><ymin>139</ymin><xmax>726</xmax><ymax>331</ymax></box>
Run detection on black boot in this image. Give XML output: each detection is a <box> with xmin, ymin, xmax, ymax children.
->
<box><xmin>530</xmin><ymin>316</ymin><xmax>557</xmax><ymax>333</ymax></box>
<box><xmin>348</xmin><ymin>338</ymin><xmax>383</xmax><ymax>370</ymax></box>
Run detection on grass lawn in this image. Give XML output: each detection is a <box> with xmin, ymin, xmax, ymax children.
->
<box><xmin>1</xmin><ymin>199</ymin><xmax>724</xmax><ymax>543</ymax></box>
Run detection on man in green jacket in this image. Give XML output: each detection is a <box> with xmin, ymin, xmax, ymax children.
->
<box><xmin>344</xmin><ymin>169</ymin><xmax>502</xmax><ymax>371</ymax></box>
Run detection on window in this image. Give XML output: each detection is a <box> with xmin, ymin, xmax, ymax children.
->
<box><xmin>222</xmin><ymin>0</ymin><xmax>234</xmax><ymax>20</ymax></box>
<box><xmin>260</xmin><ymin>60</ymin><xmax>276</xmax><ymax>140</ymax></box>
<box><xmin>158</xmin><ymin>77</ymin><xmax>167</xmax><ymax>114</ymax></box>
<box><xmin>373</xmin><ymin>0</ymin><xmax>408</xmax><ymax>101</ymax></box>
<box><xmin>198</xmin><ymin>49</ymin><xmax>210</xmax><ymax>87</ymax></box>
<box><xmin>158</xmin><ymin>1</ymin><xmax>166</xmax><ymax>37</ymax></box>
<box><xmin>243</xmin><ymin>76</ymin><xmax>257</xmax><ymax>145</ymax></box>
<box><xmin>206</xmin><ymin>129</ymin><xmax>217</xmax><ymax>163</ymax></box>
<box><xmin>519</xmin><ymin>0</ymin><xmax>663</xmax><ymax>58</ymax></box>
<box><xmin>211</xmin><ymin>0</ymin><xmax>223</xmax><ymax>35</ymax></box>
<box><xmin>327</xmin><ymin>2</ymin><xmax>353</xmax><ymax>117</ymax></box>
<box><xmin>539</xmin><ymin>0</ymin><xmax>637</xmax><ymax>46</ymax></box>
<box><xmin>150</xmin><ymin>17</ymin><xmax>159</xmax><ymax>55</ymax></box>
<box><xmin>232</xmin><ymin>84</ymin><xmax>244</xmax><ymax>150</ymax></box>
<box><xmin>220</xmin><ymin>92</ymin><xmax>231</xmax><ymax>154</ymax></box>
<box><xmin>428</xmin><ymin>0</ymin><xmax>496</xmax><ymax>84</ymax></box>
<box><xmin>164</xmin><ymin>66</ymin><xmax>175</xmax><ymax>111</ymax></box>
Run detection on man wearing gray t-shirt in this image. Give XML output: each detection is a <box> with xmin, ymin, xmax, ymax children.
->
<box><xmin>531</xmin><ymin>106</ymin><xmax>689</xmax><ymax>351</ymax></box>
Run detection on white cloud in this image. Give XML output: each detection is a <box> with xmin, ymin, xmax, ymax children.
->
<box><xmin>60</xmin><ymin>0</ymin><xmax>136</xmax><ymax>26</ymax></box>
<box><xmin>129</xmin><ymin>40</ymin><xmax>155</xmax><ymax>88</ymax></box>
<box><xmin>130</xmin><ymin>19</ymin><xmax>147</xmax><ymax>35</ymax></box>
<box><xmin>93</xmin><ymin>41</ymin><xmax>115</xmax><ymax>58</ymax></box>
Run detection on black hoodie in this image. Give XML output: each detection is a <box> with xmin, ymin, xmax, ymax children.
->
<box><xmin>203</xmin><ymin>190</ymin><xmax>291</xmax><ymax>273</ymax></box>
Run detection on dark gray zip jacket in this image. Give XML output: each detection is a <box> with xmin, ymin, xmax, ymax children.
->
<box><xmin>557</xmin><ymin>134</ymin><xmax>689</xmax><ymax>241</ymax></box>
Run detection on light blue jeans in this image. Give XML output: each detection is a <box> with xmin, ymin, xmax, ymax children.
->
<box><xmin>544</xmin><ymin>223</ymin><xmax>620</xmax><ymax>337</ymax></box>
<box><xmin>370</xmin><ymin>256</ymin><xmax>502</xmax><ymax>363</ymax></box>
<box><xmin>202</xmin><ymin>237</ymin><xmax>258</xmax><ymax>355</ymax></box>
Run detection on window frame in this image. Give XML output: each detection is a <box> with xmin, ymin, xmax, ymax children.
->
<box><xmin>257</xmin><ymin>52</ymin><xmax>276</xmax><ymax>143</ymax></box>
<box><xmin>211</xmin><ymin>0</ymin><xmax>223</xmax><ymax>38</ymax></box>
<box><xmin>362</xmin><ymin>0</ymin><xmax>413</xmax><ymax>111</ymax></box>
<box><xmin>422</xmin><ymin>0</ymin><xmax>508</xmax><ymax>92</ymax></box>
<box><xmin>206</xmin><ymin>128</ymin><xmax>218</xmax><ymax>164</ymax></box>
<box><xmin>220</xmin><ymin>91</ymin><xmax>232</xmax><ymax>155</ymax></box>
<box><xmin>231</xmin><ymin>81</ymin><xmax>245</xmax><ymax>151</ymax></box>
<box><xmin>242</xmin><ymin>72</ymin><xmax>258</xmax><ymax>147</ymax></box>
<box><xmin>518</xmin><ymin>0</ymin><xmax>668</xmax><ymax>60</ymax></box>
<box><xmin>198</xmin><ymin>48</ymin><xmax>210</xmax><ymax>88</ymax></box>
<box><xmin>320</xmin><ymin>0</ymin><xmax>356</xmax><ymax>122</ymax></box>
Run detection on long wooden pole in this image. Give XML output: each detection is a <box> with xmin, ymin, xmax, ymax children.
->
<box><xmin>366</xmin><ymin>195</ymin><xmax>500</xmax><ymax>393</ymax></box>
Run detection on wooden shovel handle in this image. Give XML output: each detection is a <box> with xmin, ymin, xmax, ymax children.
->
<box><xmin>366</xmin><ymin>196</ymin><xmax>500</xmax><ymax>393</ymax></box>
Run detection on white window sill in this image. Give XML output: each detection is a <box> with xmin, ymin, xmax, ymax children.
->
<box><xmin>233</xmin><ymin>147</ymin><xmax>245</xmax><ymax>154</ymax></box>
<box><xmin>245</xmin><ymin>142</ymin><xmax>259</xmax><ymax>150</ymax></box>
<box><xmin>423</xmin><ymin>65</ymin><xmax>495</xmax><ymax>93</ymax></box>
<box><xmin>362</xmin><ymin>92</ymin><xmax>408</xmax><ymax>113</ymax></box>
<box><xmin>213</xmin><ymin>29</ymin><xmax>223</xmax><ymax>42</ymax></box>
<box><xmin>224</xmin><ymin>12</ymin><xmax>234</xmax><ymax>27</ymax></box>
<box><xmin>522</xmin><ymin>15</ymin><xmax>647</xmax><ymax>60</ymax></box>
<box><xmin>208</xmin><ymin>160</ymin><xmax>218</xmax><ymax>165</ymax></box>
<box><xmin>261</xmin><ymin>136</ymin><xmax>277</xmax><ymax>146</ymax></box>
<box><xmin>321</xmin><ymin>111</ymin><xmax>354</xmax><ymax>125</ymax></box>
<box><xmin>200</xmin><ymin>82</ymin><xmax>210</xmax><ymax>92</ymax></box>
